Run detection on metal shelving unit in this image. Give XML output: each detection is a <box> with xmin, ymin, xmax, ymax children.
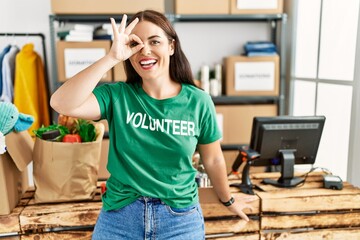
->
<box><xmin>212</xmin><ymin>95</ymin><xmax>279</xmax><ymax>105</ymax></box>
<box><xmin>49</xmin><ymin>13</ymin><xmax>287</xmax><ymax>114</ymax></box>
<box><xmin>170</xmin><ymin>13</ymin><xmax>288</xmax><ymax>115</ymax></box>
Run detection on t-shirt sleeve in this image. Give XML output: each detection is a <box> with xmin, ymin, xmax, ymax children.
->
<box><xmin>93</xmin><ymin>84</ymin><xmax>112</xmax><ymax>120</ymax></box>
<box><xmin>197</xmin><ymin>94</ymin><xmax>222</xmax><ymax>144</ymax></box>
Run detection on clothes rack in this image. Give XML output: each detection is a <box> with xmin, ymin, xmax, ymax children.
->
<box><xmin>0</xmin><ymin>32</ymin><xmax>52</xmax><ymax>122</ymax></box>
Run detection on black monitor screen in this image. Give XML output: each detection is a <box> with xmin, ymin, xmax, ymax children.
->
<box><xmin>250</xmin><ymin>115</ymin><xmax>326</xmax><ymax>167</ymax></box>
<box><xmin>231</xmin><ymin>115</ymin><xmax>326</xmax><ymax>192</ymax></box>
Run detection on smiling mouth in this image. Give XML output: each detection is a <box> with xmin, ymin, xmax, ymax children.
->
<box><xmin>139</xmin><ymin>59</ymin><xmax>157</xmax><ymax>68</ymax></box>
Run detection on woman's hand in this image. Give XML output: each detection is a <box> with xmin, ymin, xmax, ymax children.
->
<box><xmin>226</xmin><ymin>195</ymin><xmax>257</xmax><ymax>221</ymax></box>
<box><xmin>109</xmin><ymin>15</ymin><xmax>144</xmax><ymax>62</ymax></box>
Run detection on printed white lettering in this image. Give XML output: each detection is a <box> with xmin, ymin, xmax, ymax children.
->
<box><xmin>149</xmin><ymin>117</ymin><xmax>156</xmax><ymax>131</ymax></box>
<box><xmin>141</xmin><ymin>114</ymin><xmax>149</xmax><ymax>129</ymax></box>
<box><xmin>133</xmin><ymin>113</ymin><xmax>142</xmax><ymax>128</ymax></box>
<box><xmin>173</xmin><ymin>120</ymin><xmax>180</xmax><ymax>135</ymax></box>
<box><xmin>126</xmin><ymin>111</ymin><xmax>196</xmax><ymax>137</ymax></box>
<box><xmin>164</xmin><ymin>119</ymin><xmax>172</xmax><ymax>133</ymax></box>
<box><xmin>188</xmin><ymin>122</ymin><xmax>195</xmax><ymax>136</ymax></box>
<box><xmin>180</xmin><ymin>121</ymin><xmax>187</xmax><ymax>136</ymax></box>
<box><xmin>155</xmin><ymin>119</ymin><xmax>164</xmax><ymax>132</ymax></box>
<box><xmin>126</xmin><ymin>110</ymin><xmax>135</xmax><ymax>124</ymax></box>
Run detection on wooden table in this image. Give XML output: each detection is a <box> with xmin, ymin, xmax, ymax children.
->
<box><xmin>1</xmin><ymin>172</ymin><xmax>360</xmax><ymax>239</ymax></box>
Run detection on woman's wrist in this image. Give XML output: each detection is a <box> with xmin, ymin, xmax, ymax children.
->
<box><xmin>106</xmin><ymin>53</ymin><xmax>122</xmax><ymax>64</ymax></box>
<box><xmin>219</xmin><ymin>196</ymin><xmax>235</xmax><ymax>207</ymax></box>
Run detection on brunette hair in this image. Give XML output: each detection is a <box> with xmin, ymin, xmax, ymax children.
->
<box><xmin>124</xmin><ymin>10</ymin><xmax>195</xmax><ymax>86</ymax></box>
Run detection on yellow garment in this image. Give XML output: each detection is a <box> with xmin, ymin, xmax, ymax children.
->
<box><xmin>14</xmin><ymin>43</ymin><xmax>50</xmax><ymax>136</ymax></box>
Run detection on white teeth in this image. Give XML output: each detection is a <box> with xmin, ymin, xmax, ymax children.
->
<box><xmin>140</xmin><ymin>59</ymin><xmax>157</xmax><ymax>65</ymax></box>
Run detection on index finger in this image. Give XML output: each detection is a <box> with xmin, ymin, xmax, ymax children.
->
<box><xmin>124</xmin><ymin>17</ymin><xmax>139</xmax><ymax>35</ymax></box>
<box><xmin>110</xmin><ymin>18</ymin><xmax>119</xmax><ymax>38</ymax></box>
<box><xmin>119</xmin><ymin>14</ymin><xmax>127</xmax><ymax>33</ymax></box>
<box><xmin>238</xmin><ymin>211</ymin><xmax>249</xmax><ymax>222</ymax></box>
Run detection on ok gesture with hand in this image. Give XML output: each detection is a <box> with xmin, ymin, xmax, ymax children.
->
<box><xmin>109</xmin><ymin>14</ymin><xmax>144</xmax><ymax>62</ymax></box>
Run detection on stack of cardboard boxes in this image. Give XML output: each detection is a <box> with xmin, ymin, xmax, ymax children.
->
<box><xmin>175</xmin><ymin>0</ymin><xmax>283</xmax><ymax>15</ymax></box>
<box><xmin>217</xmin><ymin>55</ymin><xmax>279</xmax><ymax>145</ymax></box>
<box><xmin>51</xmin><ymin>0</ymin><xmax>165</xmax><ymax>15</ymax></box>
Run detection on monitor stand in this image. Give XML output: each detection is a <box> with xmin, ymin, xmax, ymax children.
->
<box><xmin>230</xmin><ymin>161</ymin><xmax>255</xmax><ymax>195</ymax></box>
<box><xmin>262</xmin><ymin>149</ymin><xmax>305</xmax><ymax>188</ymax></box>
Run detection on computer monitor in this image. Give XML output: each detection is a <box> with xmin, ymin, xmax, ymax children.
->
<box><xmin>230</xmin><ymin>115</ymin><xmax>326</xmax><ymax>194</ymax></box>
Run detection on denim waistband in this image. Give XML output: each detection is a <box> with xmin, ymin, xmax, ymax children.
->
<box><xmin>137</xmin><ymin>196</ymin><xmax>164</xmax><ymax>205</ymax></box>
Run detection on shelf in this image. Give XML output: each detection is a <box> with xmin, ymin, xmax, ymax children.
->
<box><xmin>171</xmin><ymin>14</ymin><xmax>286</xmax><ymax>22</ymax></box>
<box><xmin>51</xmin><ymin>14</ymin><xmax>128</xmax><ymax>23</ymax></box>
<box><xmin>212</xmin><ymin>96</ymin><xmax>279</xmax><ymax>105</ymax></box>
<box><xmin>51</xmin><ymin>13</ymin><xmax>287</xmax><ymax>23</ymax></box>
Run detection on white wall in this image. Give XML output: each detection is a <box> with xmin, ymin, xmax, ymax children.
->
<box><xmin>348</xmin><ymin>10</ymin><xmax>360</xmax><ymax>187</ymax></box>
<box><xmin>0</xmin><ymin>0</ymin><xmax>53</xmax><ymax>90</ymax></box>
<box><xmin>0</xmin><ymin>0</ymin><xmax>51</xmax><ymax>32</ymax></box>
<box><xmin>175</xmin><ymin>22</ymin><xmax>270</xmax><ymax>78</ymax></box>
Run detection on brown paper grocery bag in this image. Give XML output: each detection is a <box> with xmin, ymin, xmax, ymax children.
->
<box><xmin>33</xmin><ymin>123</ymin><xmax>105</xmax><ymax>203</ymax></box>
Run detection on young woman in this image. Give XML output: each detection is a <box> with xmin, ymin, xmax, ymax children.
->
<box><xmin>51</xmin><ymin>10</ymin><xmax>256</xmax><ymax>240</ymax></box>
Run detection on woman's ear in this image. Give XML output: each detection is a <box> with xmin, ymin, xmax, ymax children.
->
<box><xmin>170</xmin><ymin>39</ymin><xmax>175</xmax><ymax>56</ymax></box>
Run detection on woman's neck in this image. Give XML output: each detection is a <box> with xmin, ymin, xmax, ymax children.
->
<box><xmin>142</xmin><ymin>78</ymin><xmax>181</xmax><ymax>100</ymax></box>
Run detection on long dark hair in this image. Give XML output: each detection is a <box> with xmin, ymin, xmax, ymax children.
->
<box><xmin>124</xmin><ymin>10</ymin><xmax>195</xmax><ymax>87</ymax></box>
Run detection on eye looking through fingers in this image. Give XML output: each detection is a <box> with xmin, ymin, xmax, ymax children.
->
<box><xmin>130</xmin><ymin>41</ymin><xmax>139</xmax><ymax>48</ymax></box>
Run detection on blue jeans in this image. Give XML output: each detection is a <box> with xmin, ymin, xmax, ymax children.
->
<box><xmin>92</xmin><ymin>197</ymin><xmax>205</xmax><ymax>240</ymax></box>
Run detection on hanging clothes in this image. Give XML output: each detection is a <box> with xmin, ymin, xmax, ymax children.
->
<box><xmin>0</xmin><ymin>45</ymin><xmax>11</xmax><ymax>97</ymax></box>
<box><xmin>14</xmin><ymin>43</ymin><xmax>50</xmax><ymax>136</ymax></box>
<box><xmin>0</xmin><ymin>45</ymin><xmax>19</xmax><ymax>102</ymax></box>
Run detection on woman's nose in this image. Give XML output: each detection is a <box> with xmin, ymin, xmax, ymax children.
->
<box><xmin>141</xmin><ymin>44</ymin><xmax>151</xmax><ymax>56</ymax></box>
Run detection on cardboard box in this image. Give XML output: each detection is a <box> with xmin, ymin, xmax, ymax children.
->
<box><xmin>175</xmin><ymin>0</ymin><xmax>230</xmax><ymax>14</ymax></box>
<box><xmin>224</xmin><ymin>55</ymin><xmax>279</xmax><ymax>96</ymax></box>
<box><xmin>0</xmin><ymin>131</ymin><xmax>33</xmax><ymax>215</ymax></box>
<box><xmin>51</xmin><ymin>0</ymin><xmax>165</xmax><ymax>14</ymax></box>
<box><xmin>230</xmin><ymin>0</ymin><xmax>283</xmax><ymax>14</ymax></box>
<box><xmin>216</xmin><ymin>104</ymin><xmax>277</xmax><ymax>145</ymax></box>
<box><xmin>56</xmin><ymin>41</ymin><xmax>112</xmax><ymax>82</ymax></box>
<box><xmin>114</xmin><ymin>62</ymin><xmax>126</xmax><ymax>82</ymax></box>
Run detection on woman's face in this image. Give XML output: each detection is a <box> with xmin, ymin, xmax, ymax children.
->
<box><xmin>129</xmin><ymin>20</ymin><xmax>174</xmax><ymax>81</ymax></box>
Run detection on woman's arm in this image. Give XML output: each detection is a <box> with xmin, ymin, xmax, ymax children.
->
<box><xmin>197</xmin><ymin>140</ymin><xmax>256</xmax><ymax>221</ymax></box>
<box><xmin>50</xmin><ymin>15</ymin><xmax>144</xmax><ymax>120</ymax></box>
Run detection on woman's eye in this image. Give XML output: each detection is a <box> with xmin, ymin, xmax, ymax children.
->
<box><xmin>130</xmin><ymin>41</ymin><xmax>139</xmax><ymax>47</ymax></box>
<box><xmin>151</xmin><ymin>40</ymin><xmax>160</xmax><ymax>45</ymax></box>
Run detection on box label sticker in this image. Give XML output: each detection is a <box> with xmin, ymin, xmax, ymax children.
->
<box><xmin>234</xmin><ymin>61</ymin><xmax>275</xmax><ymax>91</ymax></box>
<box><xmin>64</xmin><ymin>48</ymin><xmax>106</xmax><ymax>78</ymax></box>
<box><xmin>237</xmin><ymin>0</ymin><xmax>278</xmax><ymax>10</ymax></box>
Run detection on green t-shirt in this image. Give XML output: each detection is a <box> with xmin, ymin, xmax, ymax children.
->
<box><xmin>93</xmin><ymin>82</ymin><xmax>221</xmax><ymax>210</ymax></box>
